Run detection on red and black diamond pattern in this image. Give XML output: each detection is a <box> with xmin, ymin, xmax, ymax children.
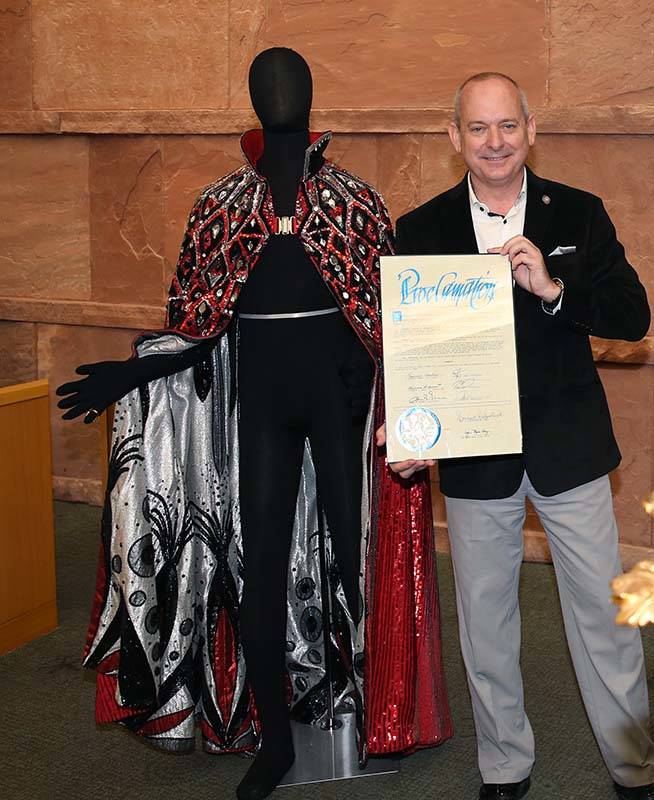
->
<box><xmin>166</xmin><ymin>133</ymin><xmax>394</xmax><ymax>358</ymax></box>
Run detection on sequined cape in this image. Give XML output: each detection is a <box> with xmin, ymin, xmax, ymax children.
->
<box><xmin>83</xmin><ymin>131</ymin><xmax>453</xmax><ymax>758</ymax></box>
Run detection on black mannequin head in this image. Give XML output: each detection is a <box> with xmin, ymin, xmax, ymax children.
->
<box><xmin>248</xmin><ymin>48</ymin><xmax>312</xmax><ymax>132</ymax></box>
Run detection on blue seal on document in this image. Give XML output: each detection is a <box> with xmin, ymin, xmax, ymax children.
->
<box><xmin>396</xmin><ymin>407</ymin><xmax>441</xmax><ymax>453</ymax></box>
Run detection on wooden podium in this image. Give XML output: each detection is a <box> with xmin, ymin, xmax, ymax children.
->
<box><xmin>0</xmin><ymin>379</ymin><xmax>57</xmax><ymax>655</ymax></box>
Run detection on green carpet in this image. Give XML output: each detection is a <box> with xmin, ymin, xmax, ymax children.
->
<box><xmin>1</xmin><ymin>501</ymin><xmax>652</xmax><ymax>799</ymax></box>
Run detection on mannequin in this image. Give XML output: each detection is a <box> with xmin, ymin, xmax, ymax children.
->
<box><xmin>59</xmin><ymin>48</ymin><xmax>452</xmax><ymax>800</ymax></box>
<box><xmin>230</xmin><ymin>48</ymin><xmax>371</xmax><ymax>798</ymax></box>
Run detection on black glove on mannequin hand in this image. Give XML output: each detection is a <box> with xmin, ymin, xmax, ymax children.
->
<box><xmin>339</xmin><ymin>337</ymin><xmax>375</xmax><ymax>424</ymax></box>
<box><xmin>56</xmin><ymin>339</ymin><xmax>215</xmax><ymax>423</ymax></box>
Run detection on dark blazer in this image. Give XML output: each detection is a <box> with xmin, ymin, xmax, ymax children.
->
<box><xmin>395</xmin><ymin>168</ymin><xmax>650</xmax><ymax>499</ymax></box>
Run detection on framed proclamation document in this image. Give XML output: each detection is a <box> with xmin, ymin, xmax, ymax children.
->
<box><xmin>380</xmin><ymin>254</ymin><xmax>522</xmax><ymax>463</ymax></box>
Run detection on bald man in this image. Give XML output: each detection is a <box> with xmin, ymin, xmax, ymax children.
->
<box><xmin>386</xmin><ymin>73</ymin><xmax>654</xmax><ymax>800</ymax></box>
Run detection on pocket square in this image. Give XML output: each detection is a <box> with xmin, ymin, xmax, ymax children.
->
<box><xmin>549</xmin><ymin>245</ymin><xmax>576</xmax><ymax>256</ymax></box>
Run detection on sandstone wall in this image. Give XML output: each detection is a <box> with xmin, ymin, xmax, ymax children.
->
<box><xmin>0</xmin><ymin>1</ymin><xmax>652</xmax><ymax>560</ymax></box>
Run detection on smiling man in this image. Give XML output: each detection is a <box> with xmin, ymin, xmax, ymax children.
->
<box><xmin>387</xmin><ymin>73</ymin><xmax>654</xmax><ymax>800</ymax></box>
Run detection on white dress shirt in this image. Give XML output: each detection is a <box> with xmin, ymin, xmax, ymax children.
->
<box><xmin>468</xmin><ymin>168</ymin><xmax>527</xmax><ymax>255</ymax></box>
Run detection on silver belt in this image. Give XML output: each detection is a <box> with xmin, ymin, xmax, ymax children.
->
<box><xmin>239</xmin><ymin>307</ymin><xmax>340</xmax><ymax>320</ymax></box>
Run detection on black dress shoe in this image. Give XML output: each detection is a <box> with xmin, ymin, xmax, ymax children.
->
<box><xmin>479</xmin><ymin>776</ymin><xmax>531</xmax><ymax>799</ymax></box>
<box><xmin>614</xmin><ymin>782</ymin><xmax>654</xmax><ymax>799</ymax></box>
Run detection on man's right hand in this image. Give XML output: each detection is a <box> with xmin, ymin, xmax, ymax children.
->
<box><xmin>375</xmin><ymin>423</ymin><xmax>436</xmax><ymax>480</ymax></box>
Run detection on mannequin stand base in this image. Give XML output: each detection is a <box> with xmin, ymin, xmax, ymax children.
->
<box><xmin>278</xmin><ymin>714</ymin><xmax>400</xmax><ymax>788</ymax></box>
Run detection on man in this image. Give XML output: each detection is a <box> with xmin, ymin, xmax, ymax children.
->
<box><xmin>382</xmin><ymin>72</ymin><xmax>654</xmax><ymax>799</ymax></box>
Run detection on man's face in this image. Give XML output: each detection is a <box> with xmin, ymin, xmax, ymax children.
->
<box><xmin>448</xmin><ymin>77</ymin><xmax>535</xmax><ymax>191</ymax></box>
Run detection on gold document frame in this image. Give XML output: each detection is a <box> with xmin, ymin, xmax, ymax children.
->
<box><xmin>380</xmin><ymin>254</ymin><xmax>523</xmax><ymax>462</ymax></box>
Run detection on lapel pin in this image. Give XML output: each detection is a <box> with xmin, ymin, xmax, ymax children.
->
<box><xmin>542</xmin><ymin>194</ymin><xmax>551</xmax><ymax>205</ymax></box>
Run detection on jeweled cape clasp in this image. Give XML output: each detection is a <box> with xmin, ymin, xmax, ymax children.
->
<box><xmin>274</xmin><ymin>216</ymin><xmax>297</xmax><ymax>235</ymax></box>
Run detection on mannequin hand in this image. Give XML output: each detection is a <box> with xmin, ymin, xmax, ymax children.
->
<box><xmin>56</xmin><ymin>342</ymin><xmax>218</xmax><ymax>423</ymax></box>
<box><xmin>376</xmin><ymin>423</ymin><xmax>435</xmax><ymax>480</ymax></box>
<box><xmin>56</xmin><ymin>359</ymin><xmax>141</xmax><ymax>423</ymax></box>
<box><xmin>488</xmin><ymin>236</ymin><xmax>560</xmax><ymax>302</ymax></box>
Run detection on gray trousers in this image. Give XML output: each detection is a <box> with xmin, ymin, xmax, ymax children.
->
<box><xmin>445</xmin><ymin>472</ymin><xmax>654</xmax><ymax>786</ymax></box>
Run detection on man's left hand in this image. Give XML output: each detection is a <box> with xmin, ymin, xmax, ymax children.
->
<box><xmin>488</xmin><ymin>236</ymin><xmax>561</xmax><ymax>303</ymax></box>
<box><xmin>376</xmin><ymin>424</ymin><xmax>435</xmax><ymax>479</ymax></box>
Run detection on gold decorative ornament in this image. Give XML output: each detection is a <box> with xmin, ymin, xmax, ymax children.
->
<box><xmin>612</xmin><ymin>561</ymin><xmax>654</xmax><ymax>627</ymax></box>
<box><xmin>612</xmin><ymin>493</ymin><xmax>654</xmax><ymax>626</ymax></box>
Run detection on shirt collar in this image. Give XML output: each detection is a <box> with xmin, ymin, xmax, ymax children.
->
<box><xmin>467</xmin><ymin>168</ymin><xmax>527</xmax><ymax>217</ymax></box>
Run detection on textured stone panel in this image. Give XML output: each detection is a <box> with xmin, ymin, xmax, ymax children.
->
<box><xmin>0</xmin><ymin>136</ymin><xmax>90</xmax><ymax>299</ymax></box>
<box><xmin>0</xmin><ymin>0</ymin><xmax>31</xmax><ymax>109</ymax></box>
<box><xmin>229</xmin><ymin>0</ymin><xmax>548</xmax><ymax>110</ymax></box>
<box><xmin>327</xmin><ymin>133</ymin><xmax>378</xmax><ymax>188</ymax></box>
<box><xmin>37</xmin><ymin>324</ymin><xmax>137</xmax><ymax>485</ymax></box>
<box><xmin>0</xmin><ymin>297</ymin><xmax>162</xmax><ymax>330</ymax></box>
<box><xmin>592</xmin><ymin>337</ymin><xmax>654</xmax><ymax>367</ymax></box>
<box><xmin>550</xmin><ymin>0</ymin><xmax>654</xmax><ymax>106</ymax></box>
<box><xmin>418</xmin><ymin>134</ymin><xmax>467</xmax><ymax>206</ymax></box>
<box><xmin>529</xmin><ymin>135</ymin><xmax>654</xmax><ymax>333</ymax></box>
<box><xmin>0</xmin><ymin>321</ymin><xmax>36</xmax><ymax>386</ymax></box>
<box><xmin>0</xmin><ymin>110</ymin><xmax>60</xmax><ymax>133</ymax></box>
<box><xmin>163</xmin><ymin>135</ymin><xmax>242</xmax><ymax>286</ymax></box>
<box><xmin>7</xmin><ymin>107</ymin><xmax>654</xmax><ymax>137</ymax></box>
<box><xmin>600</xmin><ymin>364</ymin><xmax>653</xmax><ymax>548</ymax></box>
<box><xmin>32</xmin><ymin>1</ymin><xmax>228</xmax><ymax>110</ymax></box>
<box><xmin>228</xmin><ymin>0</ymin><xmax>266</xmax><ymax>109</ymax></box>
<box><xmin>90</xmin><ymin>136</ymin><xmax>165</xmax><ymax>306</ymax></box>
<box><xmin>377</xmin><ymin>134</ymin><xmax>421</xmax><ymax>223</ymax></box>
